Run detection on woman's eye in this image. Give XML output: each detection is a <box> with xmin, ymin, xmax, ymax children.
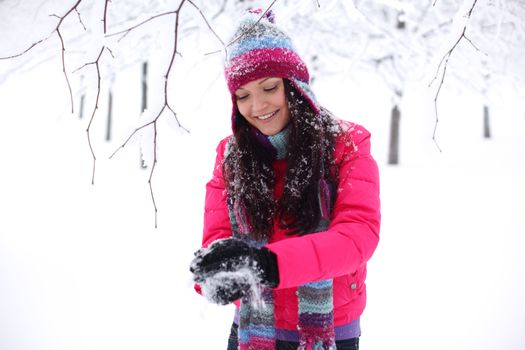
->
<box><xmin>236</xmin><ymin>94</ymin><xmax>248</xmax><ymax>101</ymax></box>
<box><xmin>263</xmin><ymin>85</ymin><xmax>278</xmax><ymax>92</ymax></box>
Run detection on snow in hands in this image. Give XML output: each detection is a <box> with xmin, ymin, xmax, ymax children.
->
<box><xmin>190</xmin><ymin>238</ymin><xmax>267</xmax><ymax>306</ymax></box>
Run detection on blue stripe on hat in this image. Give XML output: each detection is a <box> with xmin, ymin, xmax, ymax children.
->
<box><xmin>228</xmin><ymin>35</ymin><xmax>295</xmax><ymax>60</ymax></box>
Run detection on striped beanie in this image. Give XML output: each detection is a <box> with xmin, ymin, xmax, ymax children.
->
<box><xmin>224</xmin><ymin>9</ymin><xmax>319</xmax><ymax>129</ymax></box>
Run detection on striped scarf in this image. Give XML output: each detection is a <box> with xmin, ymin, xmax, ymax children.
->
<box><xmin>227</xmin><ymin>126</ymin><xmax>336</xmax><ymax>350</ymax></box>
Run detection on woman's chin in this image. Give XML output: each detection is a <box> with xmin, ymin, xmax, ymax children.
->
<box><xmin>255</xmin><ymin>120</ymin><xmax>287</xmax><ymax>136</ymax></box>
<box><xmin>257</xmin><ymin>126</ymin><xmax>281</xmax><ymax>136</ymax></box>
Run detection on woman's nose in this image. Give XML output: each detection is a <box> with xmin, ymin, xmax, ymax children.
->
<box><xmin>251</xmin><ymin>94</ymin><xmax>267</xmax><ymax>113</ymax></box>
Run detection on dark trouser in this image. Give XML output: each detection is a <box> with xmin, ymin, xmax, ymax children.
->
<box><xmin>227</xmin><ymin>323</ymin><xmax>359</xmax><ymax>350</ymax></box>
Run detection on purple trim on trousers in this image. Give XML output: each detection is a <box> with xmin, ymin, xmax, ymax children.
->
<box><xmin>275</xmin><ymin>319</ymin><xmax>360</xmax><ymax>342</ymax></box>
<box><xmin>233</xmin><ymin>309</ymin><xmax>360</xmax><ymax>342</ymax></box>
<box><xmin>335</xmin><ymin>319</ymin><xmax>361</xmax><ymax>340</ymax></box>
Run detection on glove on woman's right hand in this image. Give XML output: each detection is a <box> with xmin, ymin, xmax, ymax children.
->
<box><xmin>190</xmin><ymin>238</ymin><xmax>279</xmax><ymax>304</ymax></box>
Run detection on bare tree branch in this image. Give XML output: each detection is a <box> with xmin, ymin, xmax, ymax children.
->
<box><xmin>0</xmin><ymin>37</ymin><xmax>50</xmax><ymax>60</ymax></box>
<box><xmin>463</xmin><ymin>34</ymin><xmax>484</xmax><ymax>53</ymax></box>
<box><xmin>56</xmin><ymin>29</ymin><xmax>75</xmax><ymax>114</ymax></box>
<box><xmin>104</xmin><ymin>0</ymin><xmax>110</xmax><ymax>34</ymax></box>
<box><xmin>110</xmin><ymin>0</ymin><xmax>190</xmax><ymax>228</ymax></box>
<box><xmin>106</xmin><ymin>10</ymin><xmax>178</xmax><ymax>41</ymax></box>
<box><xmin>75</xmin><ymin>8</ymin><xmax>87</xmax><ymax>31</ymax></box>
<box><xmin>74</xmin><ymin>46</ymin><xmax>113</xmax><ymax>185</ymax></box>
<box><xmin>429</xmin><ymin>0</ymin><xmax>479</xmax><ymax>151</ymax></box>
<box><xmin>206</xmin><ymin>0</ymin><xmax>279</xmax><ymax>56</ymax></box>
<box><xmin>188</xmin><ymin>0</ymin><xmax>225</xmax><ymax>47</ymax></box>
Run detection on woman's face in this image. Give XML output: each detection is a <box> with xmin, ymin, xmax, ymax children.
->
<box><xmin>235</xmin><ymin>77</ymin><xmax>290</xmax><ymax>136</ymax></box>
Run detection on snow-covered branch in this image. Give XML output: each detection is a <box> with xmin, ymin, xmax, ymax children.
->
<box><xmin>1</xmin><ymin>0</ymin><xmax>523</xmax><ymax>222</ymax></box>
<box><xmin>0</xmin><ymin>0</ymin><xmax>84</xmax><ymax>113</ymax></box>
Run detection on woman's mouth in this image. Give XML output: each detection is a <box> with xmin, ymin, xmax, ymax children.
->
<box><xmin>256</xmin><ymin>110</ymin><xmax>278</xmax><ymax>121</ymax></box>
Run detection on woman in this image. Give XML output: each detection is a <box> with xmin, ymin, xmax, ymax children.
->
<box><xmin>190</xmin><ymin>9</ymin><xmax>380</xmax><ymax>350</ymax></box>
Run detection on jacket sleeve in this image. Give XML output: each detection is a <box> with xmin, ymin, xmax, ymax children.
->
<box><xmin>194</xmin><ymin>137</ymin><xmax>236</xmax><ymax>300</ymax></box>
<box><xmin>201</xmin><ymin>137</ymin><xmax>233</xmax><ymax>247</ymax></box>
<box><xmin>265</xmin><ymin>124</ymin><xmax>381</xmax><ymax>289</ymax></box>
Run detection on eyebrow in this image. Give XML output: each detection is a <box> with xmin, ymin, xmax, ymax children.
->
<box><xmin>237</xmin><ymin>77</ymin><xmax>277</xmax><ymax>91</ymax></box>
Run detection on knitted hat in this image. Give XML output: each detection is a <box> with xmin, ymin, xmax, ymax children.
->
<box><xmin>224</xmin><ymin>9</ymin><xmax>319</xmax><ymax>130</ymax></box>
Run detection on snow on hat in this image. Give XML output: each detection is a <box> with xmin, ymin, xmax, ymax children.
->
<box><xmin>224</xmin><ymin>9</ymin><xmax>319</xmax><ymax>130</ymax></box>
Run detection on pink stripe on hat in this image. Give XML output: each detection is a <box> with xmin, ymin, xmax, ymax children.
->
<box><xmin>225</xmin><ymin>47</ymin><xmax>309</xmax><ymax>94</ymax></box>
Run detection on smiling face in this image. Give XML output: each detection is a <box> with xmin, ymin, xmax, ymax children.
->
<box><xmin>234</xmin><ymin>77</ymin><xmax>290</xmax><ymax>136</ymax></box>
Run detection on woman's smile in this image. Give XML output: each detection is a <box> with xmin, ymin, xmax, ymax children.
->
<box><xmin>255</xmin><ymin>110</ymin><xmax>278</xmax><ymax>121</ymax></box>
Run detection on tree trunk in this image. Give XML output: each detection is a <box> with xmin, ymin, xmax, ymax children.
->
<box><xmin>141</xmin><ymin>62</ymin><xmax>148</xmax><ymax>112</ymax></box>
<box><xmin>106</xmin><ymin>89</ymin><xmax>113</xmax><ymax>141</ymax></box>
<box><xmin>140</xmin><ymin>61</ymin><xmax>148</xmax><ymax>169</ymax></box>
<box><xmin>79</xmin><ymin>94</ymin><xmax>85</xmax><ymax>119</ymax></box>
<box><xmin>483</xmin><ymin>104</ymin><xmax>491</xmax><ymax>138</ymax></box>
<box><xmin>388</xmin><ymin>104</ymin><xmax>401</xmax><ymax>165</ymax></box>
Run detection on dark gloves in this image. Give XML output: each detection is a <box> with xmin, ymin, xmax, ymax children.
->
<box><xmin>190</xmin><ymin>238</ymin><xmax>279</xmax><ymax>305</ymax></box>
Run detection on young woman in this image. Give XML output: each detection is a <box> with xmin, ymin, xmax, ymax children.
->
<box><xmin>190</xmin><ymin>9</ymin><xmax>380</xmax><ymax>350</ymax></box>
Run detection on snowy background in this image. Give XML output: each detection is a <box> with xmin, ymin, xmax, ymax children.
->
<box><xmin>1</xmin><ymin>1</ymin><xmax>525</xmax><ymax>349</ymax></box>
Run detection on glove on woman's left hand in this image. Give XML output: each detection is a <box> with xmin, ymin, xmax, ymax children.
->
<box><xmin>190</xmin><ymin>238</ymin><xmax>279</xmax><ymax>305</ymax></box>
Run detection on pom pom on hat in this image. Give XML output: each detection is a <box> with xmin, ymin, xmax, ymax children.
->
<box><xmin>224</xmin><ymin>9</ymin><xmax>319</xmax><ymax>130</ymax></box>
<box><xmin>247</xmin><ymin>8</ymin><xmax>275</xmax><ymax>23</ymax></box>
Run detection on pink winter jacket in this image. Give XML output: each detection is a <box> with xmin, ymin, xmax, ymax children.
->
<box><xmin>199</xmin><ymin>121</ymin><xmax>381</xmax><ymax>331</ymax></box>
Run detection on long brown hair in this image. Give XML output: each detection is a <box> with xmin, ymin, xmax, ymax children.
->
<box><xmin>223</xmin><ymin>80</ymin><xmax>341</xmax><ymax>241</ymax></box>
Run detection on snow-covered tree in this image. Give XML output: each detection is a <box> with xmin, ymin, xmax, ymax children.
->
<box><xmin>1</xmin><ymin>0</ymin><xmax>524</xmax><ymax>224</ymax></box>
<box><xmin>268</xmin><ymin>0</ymin><xmax>525</xmax><ymax>163</ymax></box>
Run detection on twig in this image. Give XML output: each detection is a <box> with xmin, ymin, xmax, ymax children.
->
<box><xmin>149</xmin><ymin>121</ymin><xmax>159</xmax><ymax>226</ymax></box>
<box><xmin>205</xmin><ymin>0</ymin><xmax>279</xmax><ymax>56</ymax></box>
<box><xmin>429</xmin><ymin>29</ymin><xmax>464</xmax><ymax>151</ymax></box>
<box><xmin>104</xmin><ymin>0</ymin><xmax>110</xmax><ymax>34</ymax></box>
<box><xmin>430</xmin><ymin>54</ymin><xmax>449</xmax><ymax>152</ymax></box>
<box><xmin>228</xmin><ymin>0</ymin><xmax>279</xmax><ymax>48</ymax></box>
<box><xmin>106</xmin><ymin>10</ymin><xmax>178</xmax><ymax>41</ymax></box>
<box><xmin>74</xmin><ymin>47</ymin><xmax>113</xmax><ymax>185</ymax></box>
<box><xmin>56</xmin><ymin>28</ymin><xmax>75</xmax><ymax>114</ymax></box>
<box><xmin>110</xmin><ymin>0</ymin><xmax>190</xmax><ymax>228</ymax></box>
<box><xmin>429</xmin><ymin>0</ymin><xmax>479</xmax><ymax>151</ymax></box>
<box><xmin>0</xmin><ymin>37</ymin><xmax>49</xmax><ymax>60</ymax></box>
<box><xmin>75</xmin><ymin>8</ymin><xmax>87</xmax><ymax>30</ymax></box>
<box><xmin>50</xmin><ymin>0</ymin><xmax>84</xmax><ymax>114</ymax></box>
<box><xmin>463</xmin><ymin>34</ymin><xmax>484</xmax><ymax>53</ymax></box>
<box><xmin>188</xmin><ymin>0</ymin><xmax>225</xmax><ymax>47</ymax></box>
